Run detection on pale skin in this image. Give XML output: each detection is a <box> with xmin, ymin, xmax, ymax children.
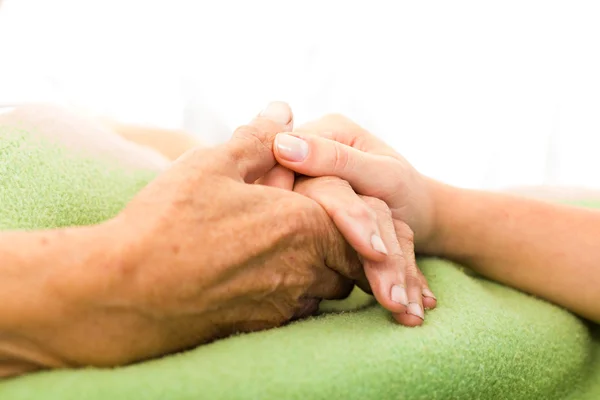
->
<box><xmin>273</xmin><ymin>114</ymin><xmax>600</xmax><ymax>323</ymax></box>
<box><xmin>137</xmin><ymin>113</ymin><xmax>600</xmax><ymax>322</ymax></box>
<box><xmin>104</xmin><ymin>110</ymin><xmax>600</xmax><ymax>322</ymax></box>
<box><xmin>0</xmin><ymin>103</ymin><xmax>434</xmax><ymax>378</ymax></box>
<box><xmin>2</xmin><ymin>103</ymin><xmax>599</xmax><ymax>379</ymax></box>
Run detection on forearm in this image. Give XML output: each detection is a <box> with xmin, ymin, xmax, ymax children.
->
<box><xmin>0</xmin><ymin>224</ymin><xmax>119</xmax><ymax>377</ymax></box>
<box><xmin>426</xmin><ymin>182</ymin><xmax>600</xmax><ymax>322</ymax></box>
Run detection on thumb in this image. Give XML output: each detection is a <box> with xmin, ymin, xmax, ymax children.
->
<box><xmin>273</xmin><ymin>132</ymin><xmax>398</xmax><ymax>197</ymax></box>
<box><xmin>224</xmin><ymin>101</ymin><xmax>294</xmax><ymax>183</ymax></box>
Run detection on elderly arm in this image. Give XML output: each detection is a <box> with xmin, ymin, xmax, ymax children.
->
<box><xmin>0</xmin><ymin>224</ymin><xmax>119</xmax><ymax>377</ymax></box>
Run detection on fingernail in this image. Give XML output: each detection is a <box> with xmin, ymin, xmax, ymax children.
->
<box><xmin>422</xmin><ymin>288</ymin><xmax>437</xmax><ymax>300</ymax></box>
<box><xmin>370</xmin><ymin>234</ymin><xmax>388</xmax><ymax>255</ymax></box>
<box><xmin>407</xmin><ymin>302</ymin><xmax>425</xmax><ymax>320</ymax></box>
<box><xmin>391</xmin><ymin>285</ymin><xmax>408</xmax><ymax>306</ymax></box>
<box><xmin>260</xmin><ymin>101</ymin><xmax>292</xmax><ymax>127</ymax></box>
<box><xmin>275</xmin><ymin>134</ymin><xmax>309</xmax><ymax>162</ymax></box>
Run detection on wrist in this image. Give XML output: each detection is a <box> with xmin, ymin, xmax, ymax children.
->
<box><xmin>0</xmin><ymin>222</ymin><xmax>131</xmax><ymax>372</ymax></box>
<box><xmin>47</xmin><ymin>221</ymin><xmax>133</xmax><ymax>315</ymax></box>
<box><xmin>417</xmin><ymin>179</ymin><xmax>463</xmax><ymax>256</ymax></box>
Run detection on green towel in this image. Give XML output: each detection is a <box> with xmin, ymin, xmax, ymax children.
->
<box><xmin>0</xmin><ymin>121</ymin><xmax>599</xmax><ymax>400</ymax></box>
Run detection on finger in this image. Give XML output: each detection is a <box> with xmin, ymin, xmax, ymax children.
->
<box><xmin>274</xmin><ymin>132</ymin><xmax>400</xmax><ymax>198</ymax></box>
<box><xmin>223</xmin><ymin>101</ymin><xmax>294</xmax><ymax>183</ymax></box>
<box><xmin>294</xmin><ymin>176</ymin><xmax>388</xmax><ymax>262</ymax></box>
<box><xmin>394</xmin><ymin>219</ymin><xmax>437</xmax><ymax>311</ymax></box>
<box><xmin>294</xmin><ymin>114</ymin><xmax>394</xmax><ymax>156</ymax></box>
<box><xmin>419</xmin><ymin>269</ymin><xmax>438</xmax><ymax>311</ymax></box>
<box><xmin>358</xmin><ymin>197</ymin><xmax>414</xmax><ymax>318</ymax></box>
<box><xmin>255</xmin><ymin>164</ymin><xmax>295</xmax><ymax>190</ymax></box>
<box><xmin>388</xmin><ymin>220</ymin><xmax>428</xmax><ymax>327</ymax></box>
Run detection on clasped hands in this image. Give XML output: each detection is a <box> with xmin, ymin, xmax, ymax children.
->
<box><xmin>36</xmin><ymin>102</ymin><xmax>438</xmax><ymax>368</ymax></box>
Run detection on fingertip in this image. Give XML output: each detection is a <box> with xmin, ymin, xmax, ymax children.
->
<box><xmin>393</xmin><ymin>312</ymin><xmax>425</xmax><ymax>327</ymax></box>
<box><xmin>228</xmin><ymin>102</ymin><xmax>294</xmax><ymax>183</ymax></box>
<box><xmin>422</xmin><ymin>287</ymin><xmax>436</xmax><ymax>300</ymax></box>
<box><xmin>274</xmin><ymin>133</ymin><xmax>309</xmax><ymax>163</ymax></box>
<box><xmin>259</xmin><ymin>101</ymin><xmax>293</xmax><ymax>130</ymax></box>
<box><xmin>423</xmin><ymin>296</ymin><xmax>437</xmax><ymax>310</ymax></box>
<box><xmin>368</xmin><ymin>281</ymin><xmax>409</xmax><ymax>315</ymax></box>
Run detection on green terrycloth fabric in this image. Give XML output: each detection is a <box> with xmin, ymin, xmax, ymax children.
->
<box><xmin>0</xmin><ymin>123</ymin><xmax>599</xmax><ymax>400</ymax></box>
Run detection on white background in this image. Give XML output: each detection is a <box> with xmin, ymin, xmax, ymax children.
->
<box><xmin>1</xmin><ymin>0</ymin><xmax>599</xmax><ymax>189</ymax></box>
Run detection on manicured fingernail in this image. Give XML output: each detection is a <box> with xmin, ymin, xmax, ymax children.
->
<box><xmin>260</xmin><ymin>101</ymin><xmax>292</xmax><ymax>127</ymax></box>
<box><xmin>407</xmin><ymin>302</ymin><xmax>424</xmax><ymax>320</ymax></box>
<box><xmin>391</xmin><ymin>285</ymin><xmax>408</xmax><ymax>306</ymax></box>
<box><xmin>275</xmin><ymin>134</ymin><xmax>309</xmax><ymax>162</ymax></box>
<box><xmin>422</xmin><ymin>288</ymin><xmax>437</xmax><ymax>300</ymax></box>
<box><xmin>370</xmin><ymin>234</ymin><xmax>388</xmax><ymax>255</ymax></box>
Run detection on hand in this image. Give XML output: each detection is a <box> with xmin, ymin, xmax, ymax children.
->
<box><xmin>275</xmin><ymin>114</ymin><xmax>436</xmax><ymax>245</ymax></box>
<box><xmin>294</xmin><ymin>176</ymin><xmax>435</xmax><ymax>326</ymax></box>
<box><xmin>40</xmin><ymin>105</ymin><xmax>364</xmax><ymax>368</ymax></box>
<box><xmin>266</xmin><ymin>114</ymin><xmax>438</xmax><ymax>324</ymax></box>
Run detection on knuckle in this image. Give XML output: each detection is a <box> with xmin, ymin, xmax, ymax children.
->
<box><xmin>233</xmin><ymin>124</ymin><xmax>262</xmax><ymax>141</ymax></box>
<box><xmin>346</xmin><ymin>202</ymin><xmax>377</xmax><ymax>223</ymax></box>
<box><xmin>296</xmin><ymin>176</ymin><xmax>349</xmax><ymax>196</ymax></box>
<box><xmin>362</xmin><ymin>196</ymin><xmax>390</xmax><ymax>215</ymax></box>
<box><xmin>401</xmin><ymin>228</ymin><xmax>415</xmax><ymax>246</ymax></box>
<box><xmin>389</xmin><ymin>252</ymin><xmax>407</xmax><ymax>267</ymax></box>
<box><xmin>331</xmin><ymin>142</ymin><xmax>351</xmax><ymax>173</ymax></box>
<box><xmin>395</xmin><ymin>220</ymin><xmax>415</xmax><ymax>243</ymax></box>
<box><xmin>281</xmin><ymin>201</ymin><xmax>317</xmax><ymax>235</ymax></box>
<box><xmin>294</xmin><ymin>176</ymin><xmax>334</xmax><ymax>195</ymax></box>
<box><xmin>405</xmin><ymin>268</ymin><xmax>420</xmax><ymax>284</ymax></box>
<box><xmin>231</xmin><ymin>125</ymin><xmax>271</xmax><ymax>155</ymax></box>
<box><xmin>404</xmin><ymin>230</ymin><xmax>415</xmax><ymax>246</ymax></box>
<box><xmin>368</xmin><ymin>247</ymin><xmax>405</xmax><ymax>271</ymax></box>
<box><xmin>313</xmin><ymin>175</ymin><xmax>347</xmax><ymax>186</ymax></box>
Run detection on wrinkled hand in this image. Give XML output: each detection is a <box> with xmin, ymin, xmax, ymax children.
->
<box><xmin>261</xmin><ymin>113</ymin><xmax>437</xmax><ymax>325</ymax></box>
<box><xmin>49</xmin><ymin>106</ymin><xmax>364</xmax><ymax>367</ymax></box>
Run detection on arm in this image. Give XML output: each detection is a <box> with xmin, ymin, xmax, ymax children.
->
<box><xmin>0</xmin><ymin>224</ymin><xmax>119</xmax><ymax>377</ymax></box>
<box><xmin>272</xmin><ymin>114</ymin><xmax>600</xmax><ymax>323</ymax></box>
<box><xmin>0</xmin><ymin>103</ymin><xmax>368</xmax><ymax>379</ymax></box>
<box><xmin>426</xmin><ymin>183</ymin><xmax>600</xmax><ymax>322</ymax></box>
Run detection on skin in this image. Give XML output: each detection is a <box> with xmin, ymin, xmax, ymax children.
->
<box><xmin>119</xmin><ymin>110</ymin><xmax>598</xmax><ymax>324</ymax></box>
<box><xmin>0</xmin><ymin>103</ymin><xmax>435</xmax><ymax>379</ymax></box>
<box><xmin>0</xmin><ymin>107</ymin><xmax>367</xmax><ymax>377</ymax></box>
<box><xmin>273</xmin><ymin>114</ymin><xmax>600</xmax><ymax>324</ymax></box>
<box><xmin>99</xmin><ymin>106</ymin><xmax>437</xmax><ymax>324</ymax></box>
<box><xmin>12</xmin><ymin>104</ymin><xmax>598</xmax><ymax>377</ymax></box>
<box><xmin>256</xmin><ymin>106</ymin><xmax>436</xmax><ymax>325</ymax></box>
<box><xmin>101</xmin><ymin>108</ymin><xmax>438</xmax><ymax>324</ymax></box>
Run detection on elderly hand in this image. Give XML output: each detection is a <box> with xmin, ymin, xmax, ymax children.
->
<box><xmin>24</xmin><ymin>104</ymin><xmax>364</xmax><ymax>369</ymax></box>
<box><xmin>260</xmin><ymin>114</ymin><xmax>437</xmax><ymax>325</ymax></box>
